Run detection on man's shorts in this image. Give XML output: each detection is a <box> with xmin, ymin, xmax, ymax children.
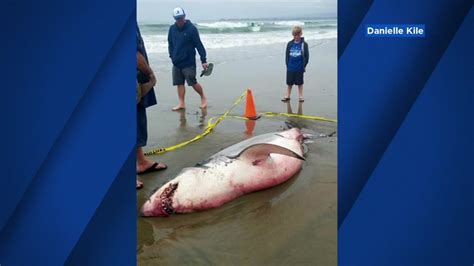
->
<box><xmin>286</xmin><ymin>70</ymin><xmax>304</xmax><ymax>86</ymax></box>
<box><xmin>173</xmin><ymin>65</ymin><xmax>197</xmax><ymax>86</ymax></box>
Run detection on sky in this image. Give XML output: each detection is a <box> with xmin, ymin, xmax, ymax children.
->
<box><xmin>137</xmin><ymin>0</ymin><xmax>337</xmax><ymax>23</ymax></box>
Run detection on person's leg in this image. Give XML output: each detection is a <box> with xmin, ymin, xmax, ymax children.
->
<box><xmin>283</xmin><ymin>71</ymin><xmax>293</xmax><ymax>101</ymax></box>
<box><xmin>136</xmin><ymin>105</ymin><xmax>167</xmax><ymax>173</ymax></box>
<box><xmin>172</xmin><ymin>66</ymin><xmax>186</xmax><ymax>110</ymax></box>
<box><xmin>184</xmin><ymin>66</ymin><xmax>207</xmax><ymax>108</ymax></box>
<box><xmin>191</xmin><ymin>83</ymin><xmax>207</xmax><ymax>108</ymax></box>
<box><xmin>172</xmin><ymin>85</ymin><xmax>186</xmax><ymax>111</ymax></box>
<box><xmin>199</xmin><ymin>107</ymin><xmax>208</xmax><ymax>125</ymax></box>
<box><xmin>286</xmin><ymin>85</ymin><xmax>293</xmax><ymax>98</ymax></box>
<box><xmin>297</xmin><ymin>71</ymin><xmax>304</xmax><ymax>101</ymax></box>
<box><xmin>136</xmin><ymin>146</ymin><xmax>150</xmax><ymax>169</ymax></box>
<box><xmin>136</xmin><ymin>105</ymin><xmax>149</xmax><ymax>171</ymax></box>
<box><xmin>298</xmin><ymin>84</ymin><xmax>304</xmax><ymax>100</ymax></box>
<box><xmin>136</xmin><ymin>146</ymin><xmax>168</xmax><ymax>173</ymax></box>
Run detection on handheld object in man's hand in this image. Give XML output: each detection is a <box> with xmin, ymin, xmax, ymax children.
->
<box><xmin>200</xmin><ymin>63</ymin><xmax>214</xmax><ymax>77</ymax></box>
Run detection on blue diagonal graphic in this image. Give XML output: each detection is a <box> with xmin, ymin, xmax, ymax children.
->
<box><xmin>338</xmin><ymin>0</ymin><xmax>374</xmax><ymax>58</ymax></box>
<box><xmin>338</xmin><ymin>0</ymin><xmax>472</xmax><ymax>227</ymax></box>
<box><xmin>0</xmin><ymin>1</ymin><xmax>135</xmax><ymax>233</ymax></box>
<box><xmin>339</xmin><ymin>8</ymin><xmax>473</xmax><ymax>265</ymax></box>
<box><xmin>0</xmin><ymin>10</ymin><xmax>135</xmax><ymax>265</ymax></box>
<box><xmin>65</xmin><ymin>149</ymin><xmax>136</xmax><ymax>266</ymax></box>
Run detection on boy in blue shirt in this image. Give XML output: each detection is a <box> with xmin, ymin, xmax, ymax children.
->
<box><xmin>283</xmin><ymin>26</ymin><xmax>309</xmax><ymax>102</ymax></box>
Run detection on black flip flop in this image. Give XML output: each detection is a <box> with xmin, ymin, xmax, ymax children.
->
<box><xmin>137</xmin><ymin>162</ymin><xmax>168</xmax><ymax>175</ymax></box>
<box><xmin>281</xmin><ymin>97</ymin><xmax>290</xmax><ymax>102</ymax></box>
<box><xmin>200</xmin><ymin>63</ymin><xmax>214</xmax><ymax>77</ymax></box>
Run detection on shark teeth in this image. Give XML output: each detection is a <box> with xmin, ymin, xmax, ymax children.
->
<box><xmin>159</xmin><ymin>183</ymin><xmax>179</xmax><ymax>216</ymax></box>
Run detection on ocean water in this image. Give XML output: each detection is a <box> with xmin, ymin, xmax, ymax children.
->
<box><xmin>140</xmin><ymin>18</ymin><xmax>336</xmax><ymax>72</ymax></box>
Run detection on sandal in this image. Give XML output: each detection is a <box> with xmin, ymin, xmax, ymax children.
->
<box><xmin>137</xmin><ymin>162</ymin><xmax>168</xmax><ymax>175</ymax></box>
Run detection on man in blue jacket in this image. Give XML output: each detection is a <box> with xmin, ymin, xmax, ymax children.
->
<box><xmin>168</xmin><ymin>7</ymin><xmax>208</xmax><ymax>111</ymax></box>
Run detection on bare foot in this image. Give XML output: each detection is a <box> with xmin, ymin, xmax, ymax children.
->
<box><xmin>172</xmin><ymin>105</ymin><xmax>185</xmax><ymax>111</ymax></box>
<box><xmin>200</xmin><ymin>97</ymin><xmax>207</xmax><ymax>109</ymax></box>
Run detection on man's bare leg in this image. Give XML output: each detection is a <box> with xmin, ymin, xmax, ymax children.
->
<box><xmin>172</xmin><ymin>85</ymin><xmax>186</xmax><ymax>111</ymax></box>
<box><xmin>191</xmin><ymin>82</ymin><xmax>207</xmax><ymax>108</ymax></box>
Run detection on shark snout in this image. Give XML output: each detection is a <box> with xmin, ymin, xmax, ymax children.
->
<box><xmin>141</xmin><ymin>197</ymin><xmax>168</xmax><ymax>217</ymax></box>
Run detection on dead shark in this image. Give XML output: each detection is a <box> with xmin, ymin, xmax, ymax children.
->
<box><xmin>141</xmin><ymin>128</ymin><xmax>306</xmax><ymax>217</ymax></box>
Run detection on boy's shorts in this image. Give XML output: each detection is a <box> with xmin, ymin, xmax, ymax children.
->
<box><xmin>173</xmin><ymin>65</ymin><xmax>197</xmax><ymax>86</ymax></box>
<box><xmin>286</xmin><ymin>70</ymin><xmax>304</xmax><ymax>86</ymax></box>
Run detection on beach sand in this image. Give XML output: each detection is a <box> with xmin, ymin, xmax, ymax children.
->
<box><xmin>137</xmin><ymin>38</ymin><xmax>337</xmax><ymax>265</ymax></box>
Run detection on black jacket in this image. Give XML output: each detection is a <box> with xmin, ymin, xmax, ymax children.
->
<box><xmin>285</xmin><ymin>38</ymin><xmax>309</xmax><ymax>70</ymax></box>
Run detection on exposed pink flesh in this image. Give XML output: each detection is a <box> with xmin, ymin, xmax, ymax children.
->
<box><xmin>141</xmin><ymin>129</ymin><xmax>304</xmax><ymax>217</ymax></box>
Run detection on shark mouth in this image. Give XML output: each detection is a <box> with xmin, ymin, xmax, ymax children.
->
<box><xmin>159</xmin><ymin>183</ymin><xmax>179</xmax><ymax>216</ymax></box>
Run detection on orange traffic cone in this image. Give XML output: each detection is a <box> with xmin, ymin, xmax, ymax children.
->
<box><xmin>244</xmin><ymin>88</ymin><xmax>260</xmax><ymax>120</ymax></box>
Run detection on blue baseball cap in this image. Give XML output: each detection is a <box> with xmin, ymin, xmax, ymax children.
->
<box><xmin>173</xmin><ymin>7</ymin><xmax>186</xmax><ymax>20</ymax></box>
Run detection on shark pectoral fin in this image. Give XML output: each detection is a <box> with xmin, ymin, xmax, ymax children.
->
<box><xmin>238</xmin><ymin>143</ymin><xmax>305</xmax><ymax>162</ymax></box>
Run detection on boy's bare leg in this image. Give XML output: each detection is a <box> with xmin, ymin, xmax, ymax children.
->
<box><xmin>298</xmin><ymin>84</ymin><xmax>304</xmax><ymax>100</ymax></box>
<box><xmin>285</xmin><ymin>85</ymin><xmax>292</xmax><ymax>99</ymax></box>
<box><xmin>191</xmin><ymin>82</ymin><xmax>207</xmax><ymax>108</ymax></box>
<box><xmin>172</xmin><ymin>85</ymin><xmax>186</xmax><ymax>111</ymax></box>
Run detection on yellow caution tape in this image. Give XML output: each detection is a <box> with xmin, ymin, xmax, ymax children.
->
<box><xmin>144</xmin><ymin>90</ymin><xmax>337</xmax><ymax>156</ymax></box>
<box><xmin>144</xmin><ymin>90</ymin><xmax>247</xmax><ymax>156</ymax></box>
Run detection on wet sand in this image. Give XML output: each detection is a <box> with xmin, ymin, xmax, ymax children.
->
<box><xmin>137</xmin><ymin>38</ymin><xmax>337</xmax><ymax>265</ymax></box>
